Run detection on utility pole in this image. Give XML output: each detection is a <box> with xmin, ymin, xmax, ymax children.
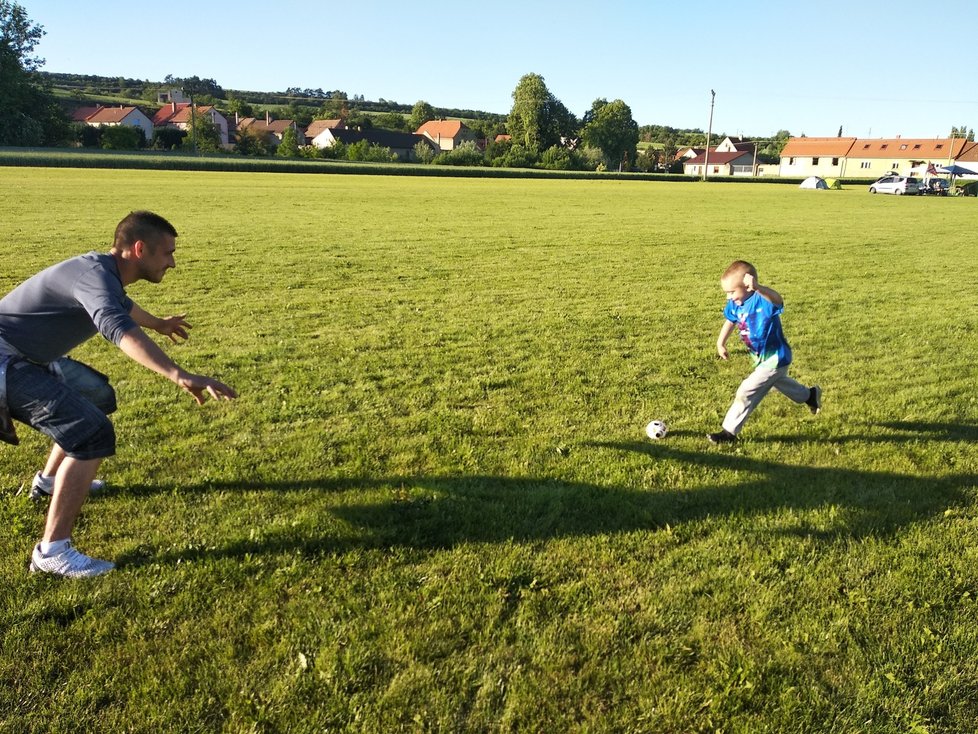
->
<box><xmin>703</xmin><ymin>89</ymin><xmax>716</xmax><ymax>181</ymax></box>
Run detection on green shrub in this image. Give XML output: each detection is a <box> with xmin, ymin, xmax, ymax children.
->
<box><xmin>152</xmin><ymin>126</ymin><xmax>186</xmax><ymax>151</ymax></box>
<box><xmin>432</xmin><ymin>141</ymin><xmax>484</xmax><ymax>167</ymax></box>
<box><xmin>99</xmin><ymin>125</ymin><xmax>145</xmax><ymax>150</ymax></box>
<box><xmin>413</xmin><ymin>140</ymin><xmax>436</xmax><ymax>164</ymax></box>
<box><xmin>540</xmin><ymin>145</ymin><xmax>573</xmax><ymax>171</ymax></box>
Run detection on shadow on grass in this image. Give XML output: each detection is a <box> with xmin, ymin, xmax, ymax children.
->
<box><xmin>116</xmin><ymin>428</ymin><xmax>976</xmax><ymax>567</ymax></box>
<box><xmin>756</xmin><ymin>421</ymin><xmax>978</xmax><ymax>445</ymax></box>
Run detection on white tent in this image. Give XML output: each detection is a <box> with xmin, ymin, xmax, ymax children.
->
<box><xmin>799</xmin><ymin>176</ymin><xmax>829</xmax><ymax>189</ymax></box>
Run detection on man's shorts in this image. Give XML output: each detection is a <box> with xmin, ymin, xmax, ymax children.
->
<box><xmin>4</xmin><ymin>357</ymin><xmax>117</xmax><ymax>460</ymax></box>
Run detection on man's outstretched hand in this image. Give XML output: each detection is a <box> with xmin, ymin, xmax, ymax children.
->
<box><xmin>177</xmin><ymin>373</ymin><xmax>238</xmax><ymax>405</ymax></box>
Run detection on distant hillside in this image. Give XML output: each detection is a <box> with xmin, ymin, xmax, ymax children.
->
<box><xmin>41</xmin><ymin>71</ymin><xmax>760</xmax><ymax>149</ymax></box>
<box><xmin>40</xmin><ymin>71</ymin><xmax>507</xmax><ymax>124</ymax></box>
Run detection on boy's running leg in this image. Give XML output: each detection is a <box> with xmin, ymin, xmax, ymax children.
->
<box><xmin>772</xmin><ymin>373</ymin><xmax>821</xmax><ymax>413</ymax></box>
<box><xmin>719</xmin><ymin>367</ymin><xmax>783</xmax><ymax>436</ymax></box>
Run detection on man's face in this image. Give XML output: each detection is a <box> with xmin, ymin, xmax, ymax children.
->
<box><xmin>138</xmin><ymin>235</ymin><xmax>176</xmax><ymax>283</ymax></box>
<box><xmin>721</xmin><ymin>274</ymin><xmax>749</xmax><ymax>305</ymax></box>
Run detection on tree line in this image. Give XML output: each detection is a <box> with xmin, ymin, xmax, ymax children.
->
<box><xmin>3</xmin><ymin>2</ymin><xmax>797</xmax><ymax>169</ymax></box>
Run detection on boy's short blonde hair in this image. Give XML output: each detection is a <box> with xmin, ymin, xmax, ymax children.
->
<box><xmin>723</xmin><ymin>260</ymin><xmax>758</xmax><ymax>281</ymax></box>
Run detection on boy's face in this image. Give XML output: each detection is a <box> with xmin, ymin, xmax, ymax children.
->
<box><xmin>721</xmin><ymin>274</ymin><xmax>749</xmax><ymax>305</ymax></box>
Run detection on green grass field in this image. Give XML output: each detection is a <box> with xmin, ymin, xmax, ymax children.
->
<box><xmin>1</xmin><ymin>168</ymin><xmax>977</xmax><ymax>733</ymax></box>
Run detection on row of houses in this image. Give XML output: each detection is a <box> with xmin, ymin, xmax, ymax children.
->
<box><xmin>678</xmin><ymin>135</ymin><xmax>978</xmax><ymax>179</ymax></box>
<box><xmin>71</xmin><ymin>101</ymin><xmax>480</xmax><ymax>161</ymax></box>
<box><xmin>71</xmin><ymin>100</ymin><xmax>978</xmax><ymax>178</ymax></box>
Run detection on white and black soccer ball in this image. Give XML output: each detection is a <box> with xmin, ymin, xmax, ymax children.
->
<box><xmin>645</xmin><ymin>420</ymin><xmax>668</xmax><ymax>440</ymax></box>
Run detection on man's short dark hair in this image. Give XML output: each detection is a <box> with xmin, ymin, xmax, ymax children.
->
<box><xmin>113</xmin><ymin>211</ymin><xmax>178</xmax><ymax>250</ymax></box>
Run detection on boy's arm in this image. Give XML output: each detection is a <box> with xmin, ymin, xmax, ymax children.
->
<box><xmin>743</xmin><ymin>272</ymin><xmax>784</xmax><ymax>306</ymax></box>
<box><xmin>716</xmin><ymin>319</ymin><xmax>736</xmax><ymax>360</ymax></box>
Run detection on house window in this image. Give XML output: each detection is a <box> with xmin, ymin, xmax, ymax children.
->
<box><xmin>936</xmin><ymin>144</ymin><xmax>943</xmax><ymax>150</ymax></box>
<box><xmin>913</xmin><ymin>144</ymin><xmax>921</xmax><ymax>150</ymax></box>
<box><xmin>860</xmin><ymin>162</ymin><xmax>871</xmax><ymax>169</ymax></box>
<box><xmin>812</xmin><ymin>157</ymin><xmax>820</xmax><ymax>165</ymax></box>
<box><xmin>789</xmin><ymin>157</ymin><xmax>795</xmax><ymax>165</ymax></box>
<box><xmin>892</xmin><ymin>163</ymin><xmax>898</xmax><ymax>170</ymax></box>
<box><xmin>832</xmin><ymin>157</ymin><xmax>839</xmax><ymax>166</ymax></box>
<box><xmin>881</xmin><ymin>144</ymin><xmax>888</xmax><ymax>150</ymax></box>
<box><xmin>863</xmin><ymin>144</ymin><xmax>870</xmax><ymax>149</ymax></box>
<box><xmin>900</xmin><ymin>144</ymin><xmax>907</xmax><ymax>150</ymax></box>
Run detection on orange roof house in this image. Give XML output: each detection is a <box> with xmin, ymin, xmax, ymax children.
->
<box><xmin>153</xmin><ymin>102</ymin><xmax>229</xmax><ymax>147</ymax></box>
<box><xmin>779</xmin><ymin>136</ymin><xmax>975</xmax><ymax>178</ymax></box>
<box><xmin>415</xmin><ymin>119</ymin><xmax>476</xmax><ymax>151</ymax></box>
<box><xmin>779</xmin><ymin>137</ymin><xmax>857</xmax><ymax>159</ymax></box>
<box><xmin>71</xmin><ymin>105</ymin><xmax>155</xmax><ymax>144</ymax></box>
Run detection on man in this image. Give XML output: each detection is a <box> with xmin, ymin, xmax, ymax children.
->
<box><xmin>0</xmin><ymin>211</ymin><xmax>237</xmax><ymax>578</ymax></box>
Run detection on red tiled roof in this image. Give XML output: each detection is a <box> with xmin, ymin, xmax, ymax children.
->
<box><xmin>304</xmin><ymin>119</ymin><xmax>343</xmax><ymax>138</ymax></box>
<box><xmin>683</xmin><ymin>150</ymin><xmax>753</xmax><ymax>166</ymax></box>
<box><xmin>239</xmin><ymin>118</ymin><xmax>295</xmax><ymax>135</ymax></box>
<box><xmin>780</xmin><ymin>137</ymin><xmax>857</xmax><ymax>157</ymax></box>
<box><xmin>950</xmin><ymin>140</ymin><xmax>978</xmax><ymax>162</ymax></box>
<box><xmin>849</xmin><ymin>137</ymin><xmax>967</xmax><ymax>159</ymax></box>
<box><xmin>152</xmin><ymin>102</ymin><xmax>189</xmax><ymax>125</ymax></box>
<box><xmin>86</xmin><ymin>106</ymin><xmax>141</xmax><ymax>124</ymax></box>
<box><xmin>70</xmin><ymin>106</ymin><xmax>102</xmax><ymax>122</ymax></box>
<box><xmin>416</xmin><ymin>119</ymin><xmax>467</xmax><ymax>138</ymax></box>
<box><xmin>152</xmin><ymin>103</ymin><xmax>220</xmax><ymax>126</ymax></box>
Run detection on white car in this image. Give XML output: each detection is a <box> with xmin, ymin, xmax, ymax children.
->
<box><xmin>869</xmin><ymin>175</ymin><xmax>919</xmax><ymax>195</ymax></box>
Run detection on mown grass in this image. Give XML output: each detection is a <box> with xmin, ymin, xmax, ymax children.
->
<box><xmin>0</xmin><ymin>148</ymin><xmax>700</xmax><ymax>181</ymax></box>
<box><xmin>1</xmin><ymin>168</ymin><xmax>977</xmax><ymax>733</ymax></box>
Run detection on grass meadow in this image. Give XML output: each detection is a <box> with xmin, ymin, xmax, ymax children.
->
<box><xmin>1</xmin><ymin>167</ymin><xmax>977</xmax><ymax>733</ymax></box>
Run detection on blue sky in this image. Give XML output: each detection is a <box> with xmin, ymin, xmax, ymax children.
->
<box><xmin>29</xmin><ymin>0</ymin><xmax>975</xmax><ymax>139</ymax></box>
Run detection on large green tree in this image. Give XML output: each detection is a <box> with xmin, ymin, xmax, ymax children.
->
<box><xmin>276</xmin><ymin>125</ymin><xmax>300</xmax><ymax>157</ymax></box>
<box><xmin>182</xmin><ymin>113</ymin><xmax>222</xmax><ymax>153</ymax></box>
<box><xmin>0</xmin><ymin>1</ymin><xmax>67</xmax><ymax>145</ymax></box>
<box><xmin>582</xmin><ymin>98</ymin><xmax>639</xmax><ymax>171</ymax></box>
<box><xmin>317</xmin><ymin>92</ymin><xmax>349</xmax><ymax>121</ymax></box>
<box><xmin>507</xmin><ymin>73</ymin><xmax>577</xmax><ymax>153</ymax></box>
<box><xmin>409</xmin><ymin>100</ymin><xmax>435</xmax><ymax>131</ymax></box>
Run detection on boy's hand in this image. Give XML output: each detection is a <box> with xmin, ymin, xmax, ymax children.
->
<box><xmin>717</xmin><ymin>343</ymin><xmax>729</xmax><ymax>360</ymax></box>
<box><xmin>743</xmin><ymin>272</ymin><xmax>756</xmax><ymax>292</ymax></box>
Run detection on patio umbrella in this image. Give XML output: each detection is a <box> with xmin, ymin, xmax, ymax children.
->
<box><xmin>936</xmin><ymin>164</ymin><xmax>977</xmax><ymax>188</ymax></box>
<box><xmin>936</xmin><ymin>164</ymin><xmax>977</xmax><ymax>175</ymax></box>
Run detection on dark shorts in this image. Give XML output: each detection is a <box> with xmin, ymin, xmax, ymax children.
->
<box><xmin>5</xmin><ymin>357</ymin><xmax>117</xmax><ymax>460</ymax></box>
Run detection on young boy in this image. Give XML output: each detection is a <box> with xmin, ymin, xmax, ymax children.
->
<box><xmin>708</xmin><ymin>260</ymin><xmax>820</xmax><ymax>444</ymax></box>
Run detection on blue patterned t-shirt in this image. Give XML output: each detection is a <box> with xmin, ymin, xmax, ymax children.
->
<box><xmin>723</xmin><ymin>291</ymin><xmax>792</xmax><ymax>368</ymax></box>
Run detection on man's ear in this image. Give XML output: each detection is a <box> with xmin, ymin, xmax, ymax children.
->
<box><xmin>133</xmin><ymin>240</ymin><xmax>145</xmax><ymax>258</ymax></box>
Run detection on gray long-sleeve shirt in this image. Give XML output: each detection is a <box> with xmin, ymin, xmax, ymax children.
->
<box><xmin>0</xmin><ymin>252</ymin><xmax>136</xmax><ymax>364</ymax></box>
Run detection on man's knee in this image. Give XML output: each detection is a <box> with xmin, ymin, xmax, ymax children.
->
<box><xmin>63</xmin><ymin>417</ymin><xmax>116</xmax><ymax>460</ymax></box>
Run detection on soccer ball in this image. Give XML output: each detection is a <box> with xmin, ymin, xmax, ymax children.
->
<box><xmin>645</xmin><ymin>420</ymin><xmax>668</xmax><ymax>440</ymax></box>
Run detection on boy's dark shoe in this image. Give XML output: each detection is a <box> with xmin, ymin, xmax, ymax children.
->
<box><xmin>807</xmin><ymin>385</ymin><xmax>822</xmax><ymax>415</ymax></box>
<box><xmin>707</xmin><ymin>429</ymin><xmax>737</xmax><ymax>444</ymax></box>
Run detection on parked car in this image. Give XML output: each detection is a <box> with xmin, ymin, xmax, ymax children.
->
<box><xmin>869</xmin><ymin>175</ymin><xmax>919</xmax><ymax>195</ymax></box>
<box><xmin>918</xmin><ymin>178</ymin><xmax>949</xmax><ymax>196</ymax></box>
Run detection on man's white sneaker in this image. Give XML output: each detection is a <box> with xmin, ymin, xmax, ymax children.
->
<box><xmin>29</xmin><ymin>542</ymin><xmax>115</xmax><ymax>578</ymax></box>
<box><xmin>30</xmin><ymin>472</ymin><xmax>106</xmax><ymax>500</ymax></box>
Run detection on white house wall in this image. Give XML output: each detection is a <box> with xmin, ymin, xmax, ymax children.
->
<box><xmin>778</xmin><ymin>156</ymin><xmax>847</xmax><ymax>178</ymax></box>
